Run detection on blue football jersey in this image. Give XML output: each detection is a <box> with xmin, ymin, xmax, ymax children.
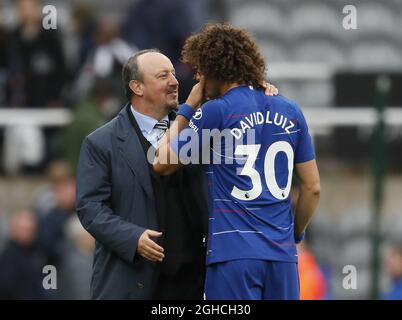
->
<box><xmin>171</xmin><ymin>85</ymin><xmax>315</xmax><ymax>265</ymax></box>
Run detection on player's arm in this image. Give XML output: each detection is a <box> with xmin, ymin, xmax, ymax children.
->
<box><xmin>153</xmin><ymin>80</ymin><xmax>204</xmax><ymax>175</ymax></box>
<box><xmin>294</xmin><ymin>159</ymin><xmax>321</xmax><ymax>240</ymax></box>
<box><xmin>153</xmin><ymin>80</ymin><xmax>278</xmax><ymax>175</ymax></box>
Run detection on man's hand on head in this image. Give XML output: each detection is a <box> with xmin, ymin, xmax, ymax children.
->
<box><xmin>262</xmin><ymin>82</ymin><xmax>279</xmax><ymax>96</ymax></box>
<box><xmin>137</xmin><ymin>229</ymin><xmax>165</xmax><ymax>262</ymax></box>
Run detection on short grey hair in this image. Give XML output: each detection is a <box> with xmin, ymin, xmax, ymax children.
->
<box><xmin>122</xmin><ymin>48</ymin><xmax>161</xmax><ymax>102</ymax></box>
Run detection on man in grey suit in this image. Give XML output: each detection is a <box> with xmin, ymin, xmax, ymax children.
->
<box><xmin>76</xmin><ymin>49</ymin><xmax>209</xmax><ymax>299</ymax></box>
<box><xmin>76</xmin><ymin>49</ymin><xmax>278</xmax><ymax>299</ymax></box>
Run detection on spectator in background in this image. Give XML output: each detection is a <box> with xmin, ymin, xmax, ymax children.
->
<box><xmin>383</xmin><ymin>239</ymin><xmax>402</xmax><ymax>300</ymax></box>
<box><xmin>0</xmin><ymin>21</ymin><xmax>8</xmax><ymax>173</ymax></box>
<box><xmin>0</xmin><ymin>21</ymin><xmax>8</xmax><ymax>105</ymax></box>
<box><xmin>70</xmin><ymin>17</ymin><xmax>134</xmax><ymax>108</ymax></box>
<box><xmin>2</xmin><ymin>0</ymin><xmax>68</xmax><ymax>174</ymax></box>
<box><xmin>6</xmin><ymin>0</ymin><xmax>67</xmax><ymax>107</ymax></box>
<box><xmin>62</xmin><ymin>79</ymin><xmax>113</xmax><ymax>172</ymax></box>
<box><xmin>121</xmin><ymin>0</ymin><xmax>205</xmax><ymax>101</ymax></box>
<box><xmin>33</xmin><ymin>160</ymin><xmax>73</xmax><ymax>217</ymax></box>
<box><xmin>122</xmin><ymin>0</ymin><xmax>194</xmax><ymax>64</ymax></box>
<box><xmin>59</xmin><ymin>216</ymin><xmax>94</xmax><ymax>300</ymax></box>
<box><xmin>0</xmin><ymin>210</ymin><xmax>7</xmax><ymax>253</ymax></box>
<box><xmin>36</xmin><ymin>161</ymin><xmax>76</xmax><ymax>270</ymax></box>
<box><xmin>71</xmin><ymin>3</ymin><xmax>97</xmax><ymax>74</ymax></box>
<box><xmin>0</xmin><ymin>210</ymin><xmax>45</xmax><ymax>299</ymax></box>
<box><xmin>297</xmin><ymin>242</ymin><xmax>327</xmax><ymax>300</ymax></box>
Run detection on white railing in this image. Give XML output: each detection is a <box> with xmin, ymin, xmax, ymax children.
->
<box><xmin>0</xmin><ymin>107</ymin><xmax>401</xmax><ymax>173</ymax></box>
<box><xmin>0</xmin><ymin>108</ymin><xmax>72</xmax><ymax>126</ymax></box>
<box><xmin>303</xmin><ymin>107</ymin><xmax>402</xmax><ymax>129</ymax></box>
<box><xmin>1</xmin><ymin>107</ymin><xmax>402</xmax><ymax>129</ymax></box>
<box><xmin>269</xmin><ymin>62</ymin><xmax>334</xmax><ymax>81</ymax></box>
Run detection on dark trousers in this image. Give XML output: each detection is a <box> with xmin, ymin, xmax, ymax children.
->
<box><xmin>153</xmin><ymin>261</ymin><xmax>205</xmax><ymax>300</ymax></box>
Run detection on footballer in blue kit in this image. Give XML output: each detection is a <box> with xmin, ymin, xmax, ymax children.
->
<box><xmin>154</xmin><ymin>23</ymin><xmax>320</xmax><ymax>300</ymax></box>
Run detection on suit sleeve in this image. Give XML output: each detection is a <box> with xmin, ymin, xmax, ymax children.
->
<box><xmin>76</xmin><ymin>137</ymin><xmax>146</xmax><ymax>264</ymax></box>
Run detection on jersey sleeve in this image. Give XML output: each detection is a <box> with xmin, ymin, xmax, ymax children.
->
<box><xmin>294</xmin><ymin>107</ymin><xmax>315</xmax><ymax>163</ymax></box>
<box><xmin>171</xmin><ymin>99</ymin><xmax>224</xmax><ymax>164</ymax></box>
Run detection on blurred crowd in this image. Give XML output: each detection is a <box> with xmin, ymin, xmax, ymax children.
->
<box><xmin>0</xmin><ymin>0</ymin><xmax>210</xmax><ymax>299</ymax></box>
<box><xmin>0</xmin><ymin>0</ymin><xmax>211</xmax><ymax>174</ymax></box>
<box><xmin>0</xmin><ymin>160</ymin><xmax>94</xmax><ymax>299</ymax></box>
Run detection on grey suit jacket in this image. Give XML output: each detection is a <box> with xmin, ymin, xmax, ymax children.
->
<box><xmin>76</xmin><ymin>105</ymin><xmax>162</xmax><ymax>299</ymax></box>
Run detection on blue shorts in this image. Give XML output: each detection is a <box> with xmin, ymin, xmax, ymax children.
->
<box><xmin>204</xmin><ymin>259</ymin><xmax>299</xmax><ymax>300</ymax></box>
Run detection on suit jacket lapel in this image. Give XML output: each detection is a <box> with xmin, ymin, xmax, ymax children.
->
<box><xmin>115</xmin><ymin>105</ymin><xmax>155</xmax><ymax>200</ymax></box>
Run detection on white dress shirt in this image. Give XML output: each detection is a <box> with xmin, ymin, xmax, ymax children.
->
<box><xmin>130</xmin><ymin>105</ymin><xmax>169</xmax><ymax>148</ymax></box>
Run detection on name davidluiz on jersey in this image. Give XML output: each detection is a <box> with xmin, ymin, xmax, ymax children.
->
<box><xmin>171</xmin><ymin>85</ymin><xmax>315</xmax><ymax>265</ymax></box>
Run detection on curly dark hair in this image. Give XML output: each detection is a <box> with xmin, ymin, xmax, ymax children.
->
<box><xmin>181</xmin><ymin>23</ymin><xmax>266</xmax><ymax>88</ymax></box>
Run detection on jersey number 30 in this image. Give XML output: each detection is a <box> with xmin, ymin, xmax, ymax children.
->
<box><xmin>231</xmin><ymin>141</ymin><xmax>294</xmax><ymax>201</ymax></box>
